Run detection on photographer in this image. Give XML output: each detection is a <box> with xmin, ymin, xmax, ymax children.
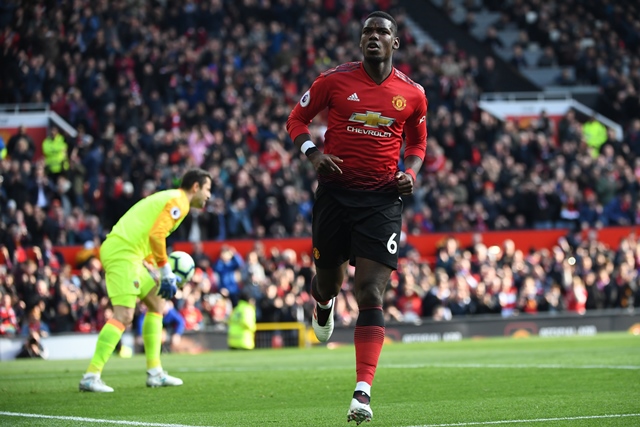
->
<box><xmin>16</xmin><ymin>330</ymin><xmax>48</xmax><ymax>359</ymax></box>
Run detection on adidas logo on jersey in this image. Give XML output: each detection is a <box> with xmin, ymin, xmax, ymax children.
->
<box><xmin>347</xmin><ymin>93</ymin><xmax>360</xmax><ymax>101</ymax></box>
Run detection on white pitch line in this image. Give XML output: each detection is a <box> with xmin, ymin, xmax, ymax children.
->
<box><xmin>405</xmin><ymin>413</ymin><xmax>640</xmax><ymax>427</ymax></box>
<box><xmin>0</xmin><ymin>412</ymin><xmax>211</xmax><ymax>427</ymax></box>
<box><xmin>2</xmin><ymin>411</ymin><xmax>639</xmax><ymax>427</ymax></box>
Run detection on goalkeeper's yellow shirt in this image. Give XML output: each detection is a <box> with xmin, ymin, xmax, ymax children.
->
<box><xmin>105</xmin><ymin>189</ymin><xmax>190</xmax><ymax>267</ymax></box>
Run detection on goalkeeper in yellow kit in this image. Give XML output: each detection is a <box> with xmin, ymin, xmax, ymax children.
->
<box><xmin>79</xmin><ymin>168</ymin><xmax>212</xmax><ymax>392</ymax></box>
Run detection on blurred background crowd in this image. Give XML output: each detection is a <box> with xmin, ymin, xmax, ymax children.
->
<box><xmin>0</xmin><ymin>0</ymin><xmax>639</xmax><ymax>348</ymax></box>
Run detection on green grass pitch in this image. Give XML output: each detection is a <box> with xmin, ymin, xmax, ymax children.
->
<box><xmin>0</xmin><ymin>333</ymin><xmax>638</xmax><ymax>427</ymax></box>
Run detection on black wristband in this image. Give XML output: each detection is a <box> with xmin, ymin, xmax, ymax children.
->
<box><xmin>304</xmin><ymin>147</ymin><xmax>319</xmax><ymax>157</ymax></box>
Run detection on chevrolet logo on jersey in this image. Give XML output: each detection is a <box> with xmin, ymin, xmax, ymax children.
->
<box><xmin>349</xmin><ymin>111</ymin><xmax>395</xmax><ymax>128</ymax></box>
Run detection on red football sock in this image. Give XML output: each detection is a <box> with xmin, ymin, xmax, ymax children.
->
<box><xmin>354</xmin><ymin>306</ymin><xmax>385</xmax><ymax>386</ymax></box>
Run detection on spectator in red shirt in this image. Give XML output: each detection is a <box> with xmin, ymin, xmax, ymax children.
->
<box><xmin>0</xmin><ymin>293</ymin><xmax>19</xmax><ymax>336</ymax></box>
<box><xmin>566</xmin><ymin>276</ymin><xmax>588</xmax><ymax>315</ymax></box>
<box><xmin>397</xmin><ymin>284</ymin><xmax>423</xmax><ymax>323</ymax></box>
<box><xmin>180</xmin><ymin>294</ymin><xmax>204</xmax><ymax>331</ymax></box>
<box><xmin>258</xmin><ymin>138</ymin><xmax>290</xmax><ymax>175</ymax></box>
<box><xmin>517</xmin><ymin>276</ymin><xmax>540</xmax><ymax>314</ymax></box>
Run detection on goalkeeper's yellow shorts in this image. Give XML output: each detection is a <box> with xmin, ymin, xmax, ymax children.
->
<box><xmin>99</xmin><ymin>237</ymin><xmax>157</xmax><ymax>308</ymax></box>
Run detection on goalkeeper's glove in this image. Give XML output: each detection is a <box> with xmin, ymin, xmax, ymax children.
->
<box><xmin>157</xmin><ymin>264</ymin><xmax>181</xmax><ymax>299</ymax></box>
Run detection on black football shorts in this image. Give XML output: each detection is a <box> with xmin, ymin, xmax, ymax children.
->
<box><xmin>311</xmin><ymin>185</ymin><xmax>403</xmax><ymax>270</ymax></box>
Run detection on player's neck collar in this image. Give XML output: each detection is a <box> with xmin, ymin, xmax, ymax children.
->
<box><xmin>361</xmin><ymin>62</ymin><xmax>394</xmax><ymax>85</ymax></box>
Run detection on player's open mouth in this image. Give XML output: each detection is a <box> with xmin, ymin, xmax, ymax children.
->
<box><xmin>366</xmin><ymin>43</ymin><xmax>380</xmax><ymax>51</ymax></box>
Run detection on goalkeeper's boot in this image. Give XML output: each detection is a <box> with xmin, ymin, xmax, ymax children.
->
<box><xmin>312</xmin><ymin>297</ymin><xmax>335</xmax><ymax>343</ymax></box>
<box><xmin>79</xmin><ymin>374</ymin><xmax>114</xmax><ymax>392</ymax></box>
<box><xmin>347</xmin><ymin>390</ymin><xmax>373</xmax><ymax>425</ymax></box>
<box><xmin>146</xmin><ymin>370</ymin><xmax>183</xmax><ymax>387</ymax></box>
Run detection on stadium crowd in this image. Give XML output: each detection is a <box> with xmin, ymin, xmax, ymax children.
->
<box><xmin>444</xmin><ymin>0</ymin><xmax>640</xmax><ymax>130</ymax></box>
<box><xmin>0</xmin><ymin>0</ymin><xmax>639</xmax><ymax>346</ymax></box>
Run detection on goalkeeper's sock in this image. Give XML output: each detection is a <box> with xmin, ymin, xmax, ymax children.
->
<box><xmin>147</xmin><ymin>366</ymin><xmax>163</xmax><ymax>376</ymax></box>
<box><xmin>354</xmin><ymin>307</ymin><xmax>385</xmax><ymax>387</ymax></box>
<box><xmin>143</xmin><ymin>311</ymin><xmax>164</xmax><ymax>370</ymax></box>
<box><xmin>86</xmin><ymin>319</ymin><xmax>126</xmax><ymax>374</ymax></box>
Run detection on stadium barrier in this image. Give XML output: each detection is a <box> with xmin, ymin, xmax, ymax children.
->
<box><xmin>0</xmin><ymin>332</ymin><xmax>135</xmax><ymax>361</ymax></box>
<box><xmin>255</xmin><ymin>322</ymin><xmax>308</xmax><ymax>349</ymax></box>
<box><xmin>6</xmin><ymin>226</ymin><xmax>637</xmax><ymax>269</ymax></box>
<box><xmin>2</xmin><ymin>310</ymin><xmax>637</xmax><ymax>360</ymax></box>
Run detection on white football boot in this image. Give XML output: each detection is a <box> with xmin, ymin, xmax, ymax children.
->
<box><xmin>347</xmin><ymin>391</ymin><xmax>373</xmax><ymax>425</ymax></box>
<box><xmin>146</xmin><ymin>370</ymin><xmax>183</xmax><ymax>387</ymax></box>
<box><xmin>312</xmin><ymin>298</ymin><xmax>335</xmax><ymax>342</ymax></box>
<box><xmin>79</xmin><ymin>375</ymin><xmax>114</xmax><ymax>392</ymax></box>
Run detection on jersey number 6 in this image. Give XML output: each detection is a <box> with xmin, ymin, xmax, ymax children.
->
<box><xmin>387</xmin><ymin>233</ymin><xmax>398</xmax><ymax>254</ymax></box>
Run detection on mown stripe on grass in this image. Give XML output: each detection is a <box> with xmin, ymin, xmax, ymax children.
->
<box><xmin>2</xmin><ymin>362</ymin><xmax>639</xmax><ymax>380</ymax></box>
<box><xmin>386</xmin><ymin>363</ymin><xmax>640</xmax><ymax>370</ymax></box>
<box><xmin>406</xmin><ymin>413</ymin><xmax>640</xmax><ymax>427</ymax></box>
<box><xmin>0</xmin><ymin>412</ymin><xmax>212</xmax><ymax>427</ymax></box>
<box><xmin>176</xmin><ymin>362</ymin><xmax>640</xmax><ymax>372</ymax></box>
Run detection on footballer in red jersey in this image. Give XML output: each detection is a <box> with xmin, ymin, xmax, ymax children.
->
<box><xmin>287</xmin><ymin>61</ymin><xmax>427</xmax><ymax>192</ymax></box>
<box><xmin>286</xmin><ymin>11</ymin><xmax>427</xmax><ymax>426</ymax></box>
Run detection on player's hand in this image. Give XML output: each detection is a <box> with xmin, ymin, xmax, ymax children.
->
<box><xmin>158</xmin><ymin>274</ymin><xmax>180</xmax><ymax>299</ymax></box>
<box><xmin>308</xmin><ymin>151</ymin><xmax>343</xmax><ymax>175</ymax></box>
<box><xmin>395</xmin><ymin>171</ymin><xmax>415</xmax><ymax>195</ymax></box>
<box><xmin>158</xmin><ymin>265</ymin><xmax>181</xmax><ymax>299</ymax></box>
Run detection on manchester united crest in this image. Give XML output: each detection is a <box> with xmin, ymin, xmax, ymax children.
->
<box><xmin>392</xmin><ymin>95</ymin><xmax>406</xmax><ymax>111</ymax></box>
<box><xmin>313</xmin><ymin>247</ymin><xmax>320</xmax><ymax>260</ymax></box>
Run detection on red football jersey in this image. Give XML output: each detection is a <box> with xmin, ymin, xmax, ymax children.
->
<box><xmin>287</xmin><ymin>62</ymin><xmax>428</xmax><ymax>192</ymax></box>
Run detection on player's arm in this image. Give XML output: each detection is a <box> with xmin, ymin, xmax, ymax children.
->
<box><xmin>149</xmin><ymin>212</ymin><xmax>176</xmax><ymax>273</ymax></box>
<box><xmin>286</xmin><ymin>77</ymin><xmax>343</xmax><ymax>175</ymax></box>
<box><xmin>143</xmin><ymin>256</ymin><xmax>159</xmax><ymax>283</ymax></box>
<box><xmin>149</xmin><ymin>197</ymin><xmax>188</xmax><ymax>298</ymax></box>
<box><xmin>149</xmin><ymin>198</ymin><xmax>187</xmax><ymax>271</ymax></box>
<box><xmin>395</xmin><ymin>94</ymin><xmax>428</xmax><ymax>195</ymax></box>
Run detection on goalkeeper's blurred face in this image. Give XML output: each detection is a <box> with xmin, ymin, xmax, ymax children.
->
<box><xmin>190</xmin><ymin>177</ymin><xmax>212</xmax><ymax>209</ymax></box>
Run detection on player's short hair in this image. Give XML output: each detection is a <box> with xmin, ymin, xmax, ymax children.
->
<box><xmin>180</xmin><ymin>168</ymin><xmax>212</xmax><ymax>190</ymax></box>
<box><xmin>365</xmin><ymin>11</ymin><xmax>397</xmax><ymax>35</ymax></box>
